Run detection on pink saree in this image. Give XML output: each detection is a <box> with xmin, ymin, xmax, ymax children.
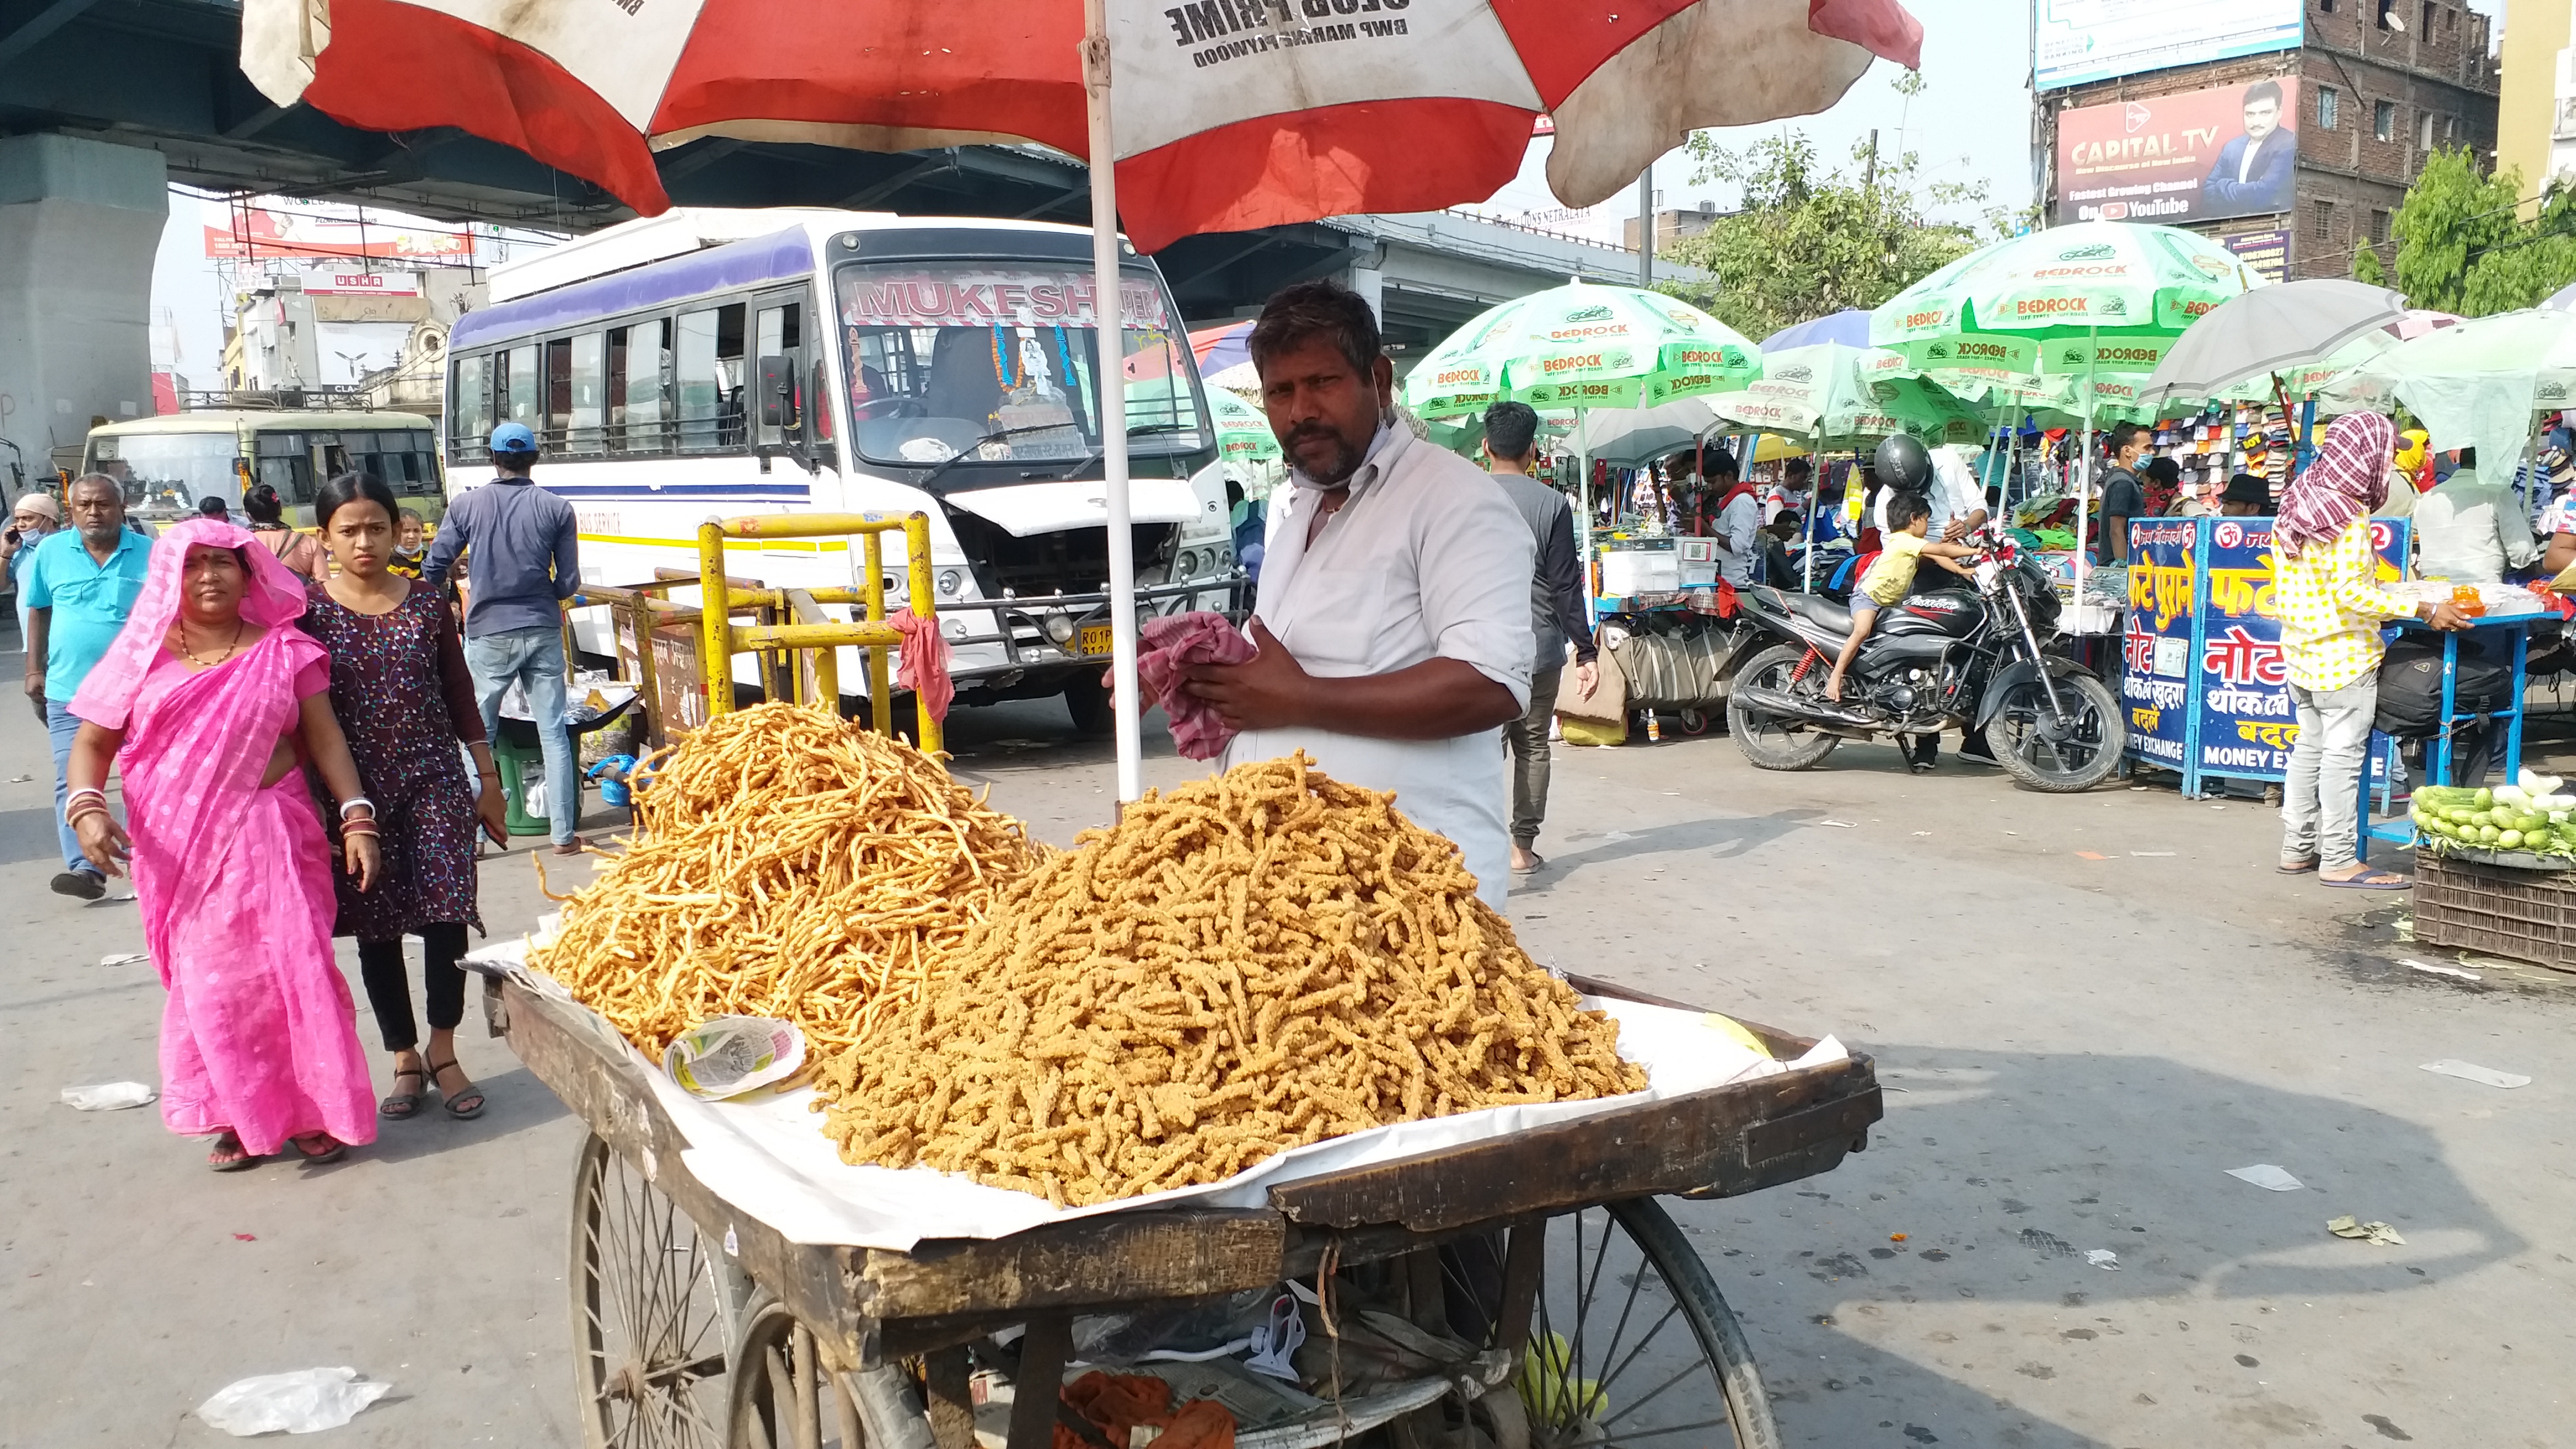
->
<box><xmin>71</xmin><ymin>519</ymin><xmax>376</xmax><ymax>1156</ymax></box>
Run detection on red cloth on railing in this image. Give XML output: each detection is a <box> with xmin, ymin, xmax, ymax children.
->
<box><xmin>889</xmin><ymin>609</ymin><xmax>954</xmax><ymax>722</ymax></box>
<box><xmin>1134</xmin><ymin>610</ymin><xmax>1256</xmax><ymax>760</ymax></box>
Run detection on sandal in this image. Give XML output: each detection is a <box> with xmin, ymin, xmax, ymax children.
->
<box><xmin>1511</xmin><ymin>852</ymin><xmax>1544</xmax><ymax>875</ymax></box>
<box><xmin>428</xmin><ymin>1055</ymin><xmax>486</xmax><ymax>1120</ymax></box>
<box><xmin>208</xmin><ymin>1130</ymin><xmax>261</xmax><ymax>1172</ymax></box>
<box><xmin>2276</xmin><ymin>856</ymin><xmax>2319</xmax><ymax>875</ymax></box>
<box><xmin>2321</xmin><ymin>869</ymin><xmax>2411</xmax><ymax>891</ymax></box>
<box><xmin>290</xmin><ymin>1133</ymin><xmax>347</xmax><ymax>1163</ymax></box>
<box><xmin>380</xmin><ymin>1063</ymin><xmax>427</xmax><ymax>1119</ymax></box>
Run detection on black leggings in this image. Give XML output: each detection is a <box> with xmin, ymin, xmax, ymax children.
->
<box><xmin>356</xmin><ymin>924</ymin><xmax>470</xmax><ymax>1053</ymax></box>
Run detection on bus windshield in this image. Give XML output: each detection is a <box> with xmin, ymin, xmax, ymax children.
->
<box><xmin>87</xmin><ymin>432</ymin><xmax>239</xmax><ymax>512</ymax></box>
<box><xmin>834</xmin><ymin>261</ymin><xmax>1208</xmax><ymax>476</ymax></box>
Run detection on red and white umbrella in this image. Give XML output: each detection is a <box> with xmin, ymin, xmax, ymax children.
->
<box><xmin>240</xmin><ymin>0</ymin><xmax>1917</xmax><ymax>797</ymax></box>
<box><xmin>241</xmin><ymin>0</ymin><xmax>1916</xmax><ymax>252</ymax></box>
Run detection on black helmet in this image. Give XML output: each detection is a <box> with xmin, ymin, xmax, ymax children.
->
<box><xmin>1872</xmin><ymin>433</ymin><xmax>1932</xmax><ymax>494</ymax></box>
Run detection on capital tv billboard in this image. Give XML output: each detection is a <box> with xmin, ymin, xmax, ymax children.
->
<box><xmin>2054</xmin><ymin>79</ymin><xmax>2300</xmax><ymax>228</ymax></box>
<box><xmin>2034</xmin><ymin>0</ymin><xmax>2302</xmax><ymax>92</ymax></box>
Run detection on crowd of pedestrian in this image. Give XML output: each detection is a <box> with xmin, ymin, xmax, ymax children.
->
<box><xmin>16</xmin><ymin>422</ymin><xmax>580</xmax><ymax>1170</ymax></box>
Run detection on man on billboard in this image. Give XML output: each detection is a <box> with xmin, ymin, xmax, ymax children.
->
<box><xmin>2203</xmin><ymin>80</ymin><xmax>2296</xmax><ymax>215</ymax></box>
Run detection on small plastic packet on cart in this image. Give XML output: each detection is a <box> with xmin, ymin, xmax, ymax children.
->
<box><xmin>663</xmin><ymin>1016</ymin><xmax>807</xmax><ymax>1100</ymax></box>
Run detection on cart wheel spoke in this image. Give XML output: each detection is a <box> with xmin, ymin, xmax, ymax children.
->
<box><xmin>570</xmin><ymin>1134</ymin><xmax>729</xmax><ymax>1449</ymax></box>
<box><xmin>1517</xmin><ymin>1201</ymin><xmax>1781</xmax><ymax>1449</ymax></box>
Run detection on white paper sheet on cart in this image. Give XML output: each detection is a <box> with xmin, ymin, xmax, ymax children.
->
<box><xmin>466</xmin><ymin>938</ymin><xmax>1845</xmax><ymax>1250</ymax></box>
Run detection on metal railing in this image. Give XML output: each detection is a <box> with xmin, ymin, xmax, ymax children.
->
<box><xmin>694</xmin><ymin>512</ymin><xmax>942</xmax><ymax>754</ymax></box>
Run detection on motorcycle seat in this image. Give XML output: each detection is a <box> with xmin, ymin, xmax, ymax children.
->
<box><xmin>1786</xmin><ymin>592</ymin><xmax>1854</xmax><ymax>635</ymax></box>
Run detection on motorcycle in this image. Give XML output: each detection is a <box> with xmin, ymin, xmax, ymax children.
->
<box><xmin>1722</xmin><ymin>527</ymin><xmax>2127</xmax><ymax>792</ymax></box>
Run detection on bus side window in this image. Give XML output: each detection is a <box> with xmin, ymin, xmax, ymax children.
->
<box><xmin>615</xmin><ymin>319</ymin><xmax>670</xmax><ymax>455</ymax></box>
<box><xmin>453</xmin><ymin>354</ymin><xmax>491</xmax><ymax>462</ymax></box>
<box><xmin>676</xmin><ymin>309</ymin><xmax>723</xmax><ymax>452</ymax></box>
<box><xmin>569</xmin><ymin>332</ymin><xmax>606</xmax><ymax>456</ymax></box>
<box><xmin>506</xmin><ymin>344</ymin><xmax>541</xmax><ymax>430</ymax></box>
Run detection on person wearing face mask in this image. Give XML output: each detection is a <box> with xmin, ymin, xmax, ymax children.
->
<box><xmin>3</xmin><ymin>491</ymin><xmax>64</xmax><ymax>634</ymax></box>
<box><xmin>1183</xmin><ymin>281</ymin><xmax>1535</xmax><ymax>909</ymax></box>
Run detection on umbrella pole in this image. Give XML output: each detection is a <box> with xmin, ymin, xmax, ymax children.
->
<box><xmin>1577</xmin><ymin>409</ymin><xmax>1595</xmax><ymax>628</ymax></box>
<box><xmin>1083</xmin><ymin>0</ymin><xmax>1143</xmax><ymax>803</ymax></box>
<box><xmin>2072</xmin><ymin>327</ymin><xmax>2096</xmax><ymax>599</ymax></box>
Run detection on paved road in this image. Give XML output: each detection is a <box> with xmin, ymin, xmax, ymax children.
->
<box><xmin>4</xmin><ymin>681</ymin><xmax>2572</xmax><ymax>1447</ymax></box>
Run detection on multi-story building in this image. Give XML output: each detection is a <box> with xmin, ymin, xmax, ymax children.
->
<box><xmin>2038</xmin><ymin>0</ymin><xmax>2499</xmax><ymax>280</ymax></box>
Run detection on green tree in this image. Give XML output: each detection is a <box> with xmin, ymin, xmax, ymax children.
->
<box><xmin>2389</xmin><ymin>146</ymin><xmax>2576</xmax><ymax>314</ymax></box>
<box><xmin>1655</xmin><ymin>130</ymin><xmax>1990</xmax><ymax>340</ymax></box>
<box><xmin>2351</xmin><ymin>241</ymin><xmax>2387</xmax><ymax>286</ymax></box>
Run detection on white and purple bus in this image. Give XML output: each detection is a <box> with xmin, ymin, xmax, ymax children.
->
<box><xmin>443</xmin><ymin>207</ymin><xmax>1239</xmax><ymax>728</ymax></box>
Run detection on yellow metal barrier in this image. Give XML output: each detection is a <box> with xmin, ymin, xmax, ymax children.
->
<box><xmin>696</xmin><ymin>512</ymin><xmax>941</xmax><ymax>753</ymax></box>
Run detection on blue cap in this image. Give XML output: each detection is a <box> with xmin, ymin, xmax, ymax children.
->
<box><xmin>490</xmin><ymin>421</ymin><xmax>538</xmax><ymax>454</ymax></box>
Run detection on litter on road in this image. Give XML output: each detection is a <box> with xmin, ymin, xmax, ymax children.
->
<box><xmin>2401</xmin><ymin>959</ymin><xmax>2482</xmax><ymax>983</ymax></box>
<box><xmin>2419</xmin><ymin>1059</ymin><xmax>2531</xmax><ymax>1089</ymax></box>
<box><xmin>2327</xmin><ymin>1216</ymin><xmax>2407</xmax><ymax>1246</ymax></box>
<box><xmin>96</xmin><ymin>952</ymin><xmax>146</xmax><ymax>967</ymax></box>
<box><xmin>195</xmin><ymin>1367</ymin><xmax>390</xmax><ymax>1436</ymax></box>
<box><xmin>58</xmin><ymin>1082</ymin><xmax>155</xmax><ymax>1111</ymax></box>
<box><xmin>2225</xmin><ymin>1164</ymin><xmax>2305</xmax><ymax>1191</ymax></box>
<box><xmin>2085</xmin><ymin>1249</ymin><xmax>2120</xmax><ymax>1270</ymax></box>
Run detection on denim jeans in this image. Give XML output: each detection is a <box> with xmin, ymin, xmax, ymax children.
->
<box><xmin>464</xmin><ymin>624</ymin><xmax>578</xmax><ymax>844</ymax></box>
<box><xmin>1504</xmin><ymin>666</ymin><xmax>1563</xmax><ymax>849</ymax></box>
<box><xmin>46</xmin><ymin>700</ymin><xmax>98</xmax><ymax>876</ymax></box>
<box><xmin>2281</xmin><ymin>677</ymin><xmax>2378</xmax><ymax>874</ymax></box>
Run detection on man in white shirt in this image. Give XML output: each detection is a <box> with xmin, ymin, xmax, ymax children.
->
<box><xmin>1186</xmin><ymin>282</ymin><xmax>1536</xmax><ymax>908</ymax></box>
<box><xmin>1706</xmin><ymin>445</ymin><xmax>1763</xmax><ymax>586</ymax></box>
<box><xmin>2416</xmin><ymin>447</ymin><xmax>2539</xmax><ymax>583</ymax></box>
<box><xmin>1870</xmin><ymin>442</ymin><xmax>1992</xmax><ymax>542</ymax></box>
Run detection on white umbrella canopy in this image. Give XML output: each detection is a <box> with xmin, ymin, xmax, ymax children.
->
<box><xmin>2322</xmin><ymin>307</ymin><xmax>2576</xmax><ymax>475</ymax></box>
<box><xmin>2135</xmin><ymin>278</ymin><xmax>2404</xmax><ymax>411</ymax></box>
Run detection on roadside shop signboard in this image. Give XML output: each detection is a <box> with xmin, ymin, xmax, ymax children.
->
<box><xmin>2120</xmin><ymin>516</ymin><xmax>2410</xmax><ymax>792</ymax></box>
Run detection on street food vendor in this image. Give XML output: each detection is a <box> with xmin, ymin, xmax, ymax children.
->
<box><xmin>1185</xmin><ymin>281</ymin><xmax>1536</xmax><ymax>907</ymax></box>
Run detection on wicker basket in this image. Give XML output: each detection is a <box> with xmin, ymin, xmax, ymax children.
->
<box><xmin>2412</xmin><ymin>854</ymin><xmax>2576</xmax><ymax>970</ymax></box>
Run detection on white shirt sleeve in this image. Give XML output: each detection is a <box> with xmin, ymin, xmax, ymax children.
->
<box><xmin>1416</xmin><ymin>480</ymin><xmax>1537</xmax><ymax>708</ymax></box>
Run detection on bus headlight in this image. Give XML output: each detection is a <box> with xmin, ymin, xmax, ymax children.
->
<box><xmin>936</xmin><ymin>569</ymin><xmax>963</xmax><ymax>596</ymax></box>
<box><xmin>1176</xmin><ymin>550</ymin><xmax>1199</xmax><ymax>577</ymax></box>
<box><xmin>1040</xmin><ymin>613</ymin><xmax>1076</xmax><ymax>646</ymax></box>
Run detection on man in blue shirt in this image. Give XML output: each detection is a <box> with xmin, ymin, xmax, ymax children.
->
<box><xmin>23</xmin><ymin>475</ymin><xmax>154</xmax><ymax>899</ymax></box>
<box><xmin>424</xmin><ymin>423</ymin><xmax>585</xmax><ymax>853</ymax></box>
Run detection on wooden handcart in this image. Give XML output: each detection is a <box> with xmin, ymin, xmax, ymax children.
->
<box><xmin>472</xmin><ymin>970</ymin><xmax>1878</xmax><ymax>1449</ymax></box>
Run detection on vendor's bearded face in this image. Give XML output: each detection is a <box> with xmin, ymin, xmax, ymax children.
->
<box><xmin>1258</xmin><ymin>335</ymin><xmax>1394</xmax><ymax>489</ymax></box>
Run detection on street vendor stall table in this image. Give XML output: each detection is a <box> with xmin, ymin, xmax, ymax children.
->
<box><xmin>461</xmin><ymin>960</ymin><xmax>1879</xmax><ymax>1449</ymax></box>
<box><xmin>2359</xmin><ymin>608</ymin><xmax>2552</xmax><ymax>863</ymax></box>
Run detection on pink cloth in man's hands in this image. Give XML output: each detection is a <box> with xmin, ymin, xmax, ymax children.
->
<box><xmin>1131</xmin><ymin>611</ymin><xmax>1256</xmax><ymax>760</ymax></box>
<box><xmin>890</xmin><ymin>610</ymin><xmax>954</xmax><ymax>722</ymax></box>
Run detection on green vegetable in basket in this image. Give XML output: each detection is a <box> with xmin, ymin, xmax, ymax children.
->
<box><xmin>2480</xmin><ymin>825</ymin><xmax>2502</xmax><ymax>844</ymax></box>
<box><xmin>2501</xmin><ymin>830</ymin><xmax>2525</xmax><ymax>849</ymax></box>
<box><xmin>2474</xmin><ymin>788</ymin><xmax>2494</xmax><ymax>809</ymax></box>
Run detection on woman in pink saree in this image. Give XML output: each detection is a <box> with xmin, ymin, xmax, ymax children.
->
<box><xmin>64</xmin><ymin>519</ymin><xmax>384</xmax><ymax>1169</ymax></box>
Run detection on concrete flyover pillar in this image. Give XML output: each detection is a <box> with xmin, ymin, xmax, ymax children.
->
<box><xmin>0</xmin><ymin>134</ymin><xmax>168</xmax><ymax>502</ymax></box>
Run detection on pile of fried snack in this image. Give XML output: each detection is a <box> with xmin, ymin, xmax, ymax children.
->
<box><xmin>536</xmin><ymin>708</ymin><xmax>1644</xmax><ymax>1206</ymax></box>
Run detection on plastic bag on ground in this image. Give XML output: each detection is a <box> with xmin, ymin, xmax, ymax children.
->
<box><xmin>60</xmin><ymin>1082</ymin><xmax>157</xmax><ymax>1110</ymax></box>
<box><xmin>196</xmin><ymin>1367</ymin><xmax>390</xmax><ymax>1436</ymax></box>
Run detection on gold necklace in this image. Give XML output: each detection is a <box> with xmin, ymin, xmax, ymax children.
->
<box><xmin>179</xmin><ymin>617</ymin><xmax>246</xmax><ymax>666</ymax></box>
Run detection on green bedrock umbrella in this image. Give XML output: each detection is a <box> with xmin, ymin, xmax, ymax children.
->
<box><xmin>1208</xmin><ymin>386</ymin><xmax>1281</xmax><ymax>464</ymax></box>
<box><xmin>1869</xmin><ymin>221</ymin><xmax>2261</xmax><ymax>377</ymax></box>
<box><xmin>2321</xmin><ymin>307</ymin><xmax>2576</xmax><ymax>480</ymax></box>
<box><xmin>1401</xmin><ymin>280</ymin><xmax>1761</xmax><ymax>420</ymax></box>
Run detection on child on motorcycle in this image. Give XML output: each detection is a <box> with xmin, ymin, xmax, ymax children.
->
<box><xmin>1825</xmin><ymin>491</ymin><xmax>1978</xmax><ymax>702</ymax></box>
